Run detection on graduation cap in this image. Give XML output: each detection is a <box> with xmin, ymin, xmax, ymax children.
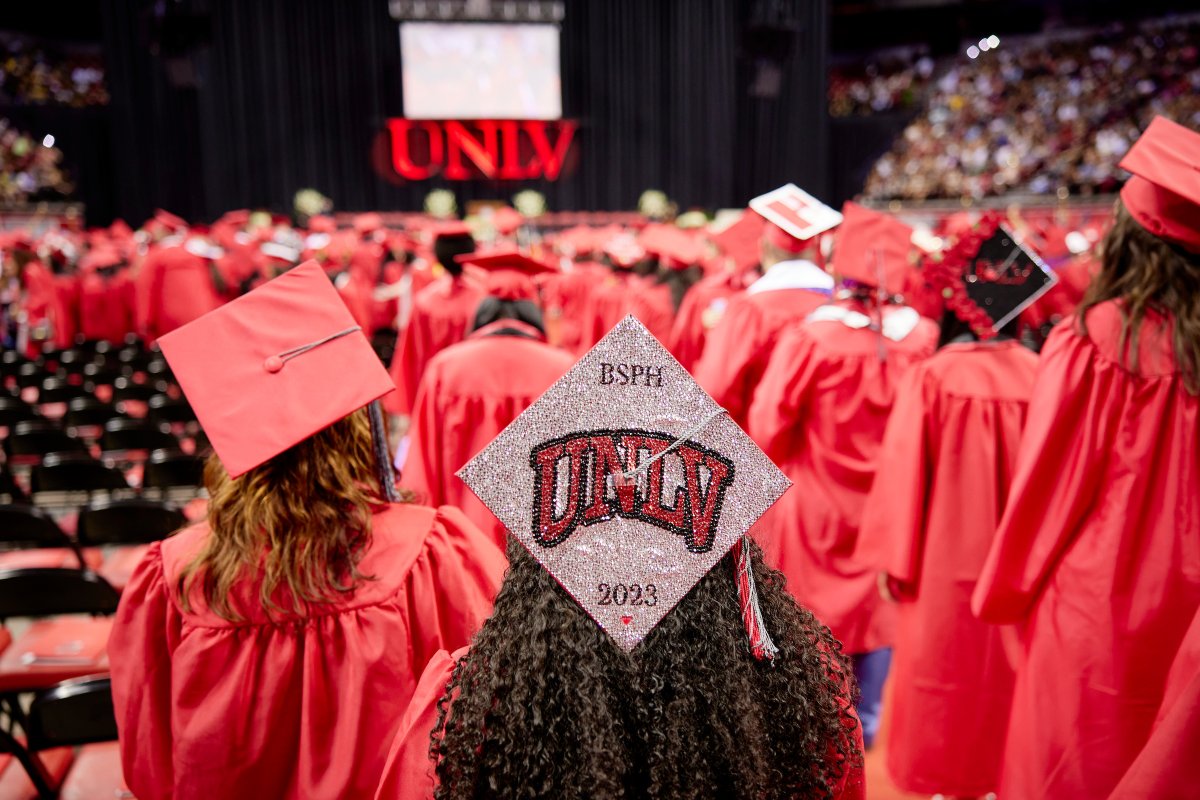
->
<box><xmin>927</xmin><ymin>215</ymin><xmax>1058</xmax><ymax>337</ymax></box>
<box><xmin>456</xmin><ymin>249</ymin><xmax>557</xmax><ymax>302</ymax></box>
<box><xmin>639</xmin><ymin>224</ymin><xmax>705</xmax><ymax>269</ymax></box>
<box><xmin>709</xmin><ymin>211</ymin><xmax>765</xmax><ymax>272</ymax></box>
<box><xmin>833</xmin><ymin>202</ymin><xmax>915</xmax><ymax>296</ymax></box>
<box><xmin>749</xmin><ymin>184</ymin><xmax>843</xmax><ymax>254</ymax></box>
<box><xmin>1118</xmin><ymin>116</ymin><xmax>1200</xmax><ymax>253</ymax></box>
<box><xmin>158</xmin><ymin>260</ymin><xmax>397</xmax><ymax>479</ymax></box>
<box><xmin>458</xmin><ymin>316</ymin><xmax>791</xmax><ymax>657</ymax></box>
<box><xmin>489</xmin><ymin>206</ymin><xmax>525</xmax><ymax>236</ymax></box>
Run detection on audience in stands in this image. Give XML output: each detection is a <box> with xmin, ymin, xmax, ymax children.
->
<box><xmin>0</xmin><ymin>118</ymin><xmax>74</xmax><ymax>204</ymax></box>
<box><xmin>862</xmin><ymin>17</ymin><xmax>1200</xmax><ymax>200</ymax></box>
<box><xmin>0</xmin><ymin>35</ymin><xmax>108</xmax><ymax>107</ymax></box>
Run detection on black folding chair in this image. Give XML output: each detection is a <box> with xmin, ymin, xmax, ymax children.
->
<box><xmin>54</xmin><ymin>349</ymin><xmax>96</xmax><ymax>377</ymax></box>
<box><xmin>0</xmin><ymin>469</ymin><xmax>27</xmax><ymax>504</ymax></box>
<box><xmin>115</xmin><ymin>346</ymin><xmax>151</xmax><ymax>373</ymax></box>
<box><xmin>3</xmin><ymin>421</ymin><xmax>88</xmax><ymax>464</ymax></box>
<box><xmin>81</xmin><ymin>361</ymin><xmax>124</xmax><ymax>390</ymax></box>
<box><xmin>147</xmin><ymin>394</ymin><xmax>196</xmax><ymax>426</ymax></box>
<box><xmin>62</xmin><ymin>397</ymin><xmax>125</xmax><ymax>435</ymax></box>
<box><xmin>76</xmin><ymin>498</ymin><xmax>186</xmax><ymax>547</ymax></box>
<box><xmin>15</xmin><ymin>362</ymin><xmax>52</xmax><ymax>391</ymax></box>
<box><xmin>142</xmin><ymin>449</ymin><xmax>206</xmax><ymax>501</ymax></box>
<box><xmin>111</xmin><ymin>376</ymin><xmax>165</xmax><ymax>404</ymax></box>
<box><xmin>1</xmin><ymin>676</ymin><xmax>119</xmax><ymax>799</ymax></box>
<box><xmin>30</xmin><ymin>454</ymin><xmax>130</xmax><ymax>510</ymax></box>
<box><xmin>100</xmin><ymin>418</ymin><xmax>179</xmax><ymax>455</ymax></box>
<box><xmin>0</xmin><ymin>396</ymin><xmax>39</xmax><ymax>430</ymax></box>
<box><xmin>0</xmin><ymin>505</ymin><xmax>86</xmax><ymax>569</ymax></box>
<box><xmin>35</xmin><ymin>377</ymin><xmax>89</xmax><ymax>407</ymax></box>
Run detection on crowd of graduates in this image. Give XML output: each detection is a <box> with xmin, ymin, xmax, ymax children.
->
<box><xmin>0</xmin><ymin>115</ymin><xmax>1197</xmax><ymax>800</ymax></box>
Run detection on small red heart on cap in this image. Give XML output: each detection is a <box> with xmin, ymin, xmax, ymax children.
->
<box><xmin>621</xmin><ymin>615</ymin><xmax>633</xmax><ymax>625</ymax></box>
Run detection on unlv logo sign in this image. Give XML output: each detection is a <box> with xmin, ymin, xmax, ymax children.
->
<box><xmin>530</xmin><ymin>429</ymin><xmax>736</xmax><ymax>553</ymax></box>
<box><xmin>384</xmin><ymin>118</ymin><xmax>578</xmax><ymax>181</ymax></box>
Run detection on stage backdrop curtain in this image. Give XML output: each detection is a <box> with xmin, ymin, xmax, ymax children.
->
<box><xmin>100</xmin><ymin>0</ymin><xmax>829</xmax><ymax>225</ymax></box>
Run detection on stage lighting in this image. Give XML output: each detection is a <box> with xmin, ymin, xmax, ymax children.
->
<box><xmin>967</xmin><ymin>45</ymin><xmax>980</xmax><ymax>59</ymax></box>
<box><xmin>41</xmin><ymin>135</ymin><xmax>55</xmax><ymax>148</ymax></box>
<box><xmin>988</xmin><ymin>35</ymin><xmax>1000</xmax><ymax>48</ymax></box>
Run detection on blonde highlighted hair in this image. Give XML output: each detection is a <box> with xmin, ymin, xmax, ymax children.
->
<box><xmin>180</xmin><ymin>408</ymin><xmax>403</xmax><ymax>620</ymax></box>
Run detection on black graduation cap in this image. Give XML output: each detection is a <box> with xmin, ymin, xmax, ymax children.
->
<box><xmin>961</xmin><ymin>226</ymin><xmax>1058</xmax><ymax>331</ymax></box>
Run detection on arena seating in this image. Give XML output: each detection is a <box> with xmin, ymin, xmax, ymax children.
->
<box><xmin>0</xmin><ymin>338</ymin><xmax>206</xmax><ymax>797</ymax></box>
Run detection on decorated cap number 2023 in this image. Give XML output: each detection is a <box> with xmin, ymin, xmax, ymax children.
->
<box><xmin>459</xmin><ymin>316</ymin><xmax>790</xmax><ymax>652</ymax></box>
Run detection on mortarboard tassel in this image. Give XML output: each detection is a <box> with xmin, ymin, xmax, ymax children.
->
<box><xmin>368</xmin><ymin>400</ymin><xmax>403</xmax><ymax>503</ymax></box>
<box><xmin>733</xmin><ymin>536</ymin><xmax>779</xmax><ymax>662</ymax></box>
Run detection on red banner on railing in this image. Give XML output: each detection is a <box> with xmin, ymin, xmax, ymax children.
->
<box><xmin>383</xmin><ymin>119</ymin><xmax>578</xmax><ymax>182</ymax></box>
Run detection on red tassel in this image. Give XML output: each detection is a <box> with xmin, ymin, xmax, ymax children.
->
<box><xmin>733</xmin><ymin>536</ymin><xmax>778</xmax><ymax>662</ymax></box>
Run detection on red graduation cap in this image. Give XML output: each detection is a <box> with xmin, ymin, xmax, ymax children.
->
<box><xmin>709</xmin><ymin>211</ymin><xmax>765</xmax><ymax>272</ymax></box>
<box><xmin>638</xmin><ymin>224</ymin><xmax>705</xmax><ymax>269</ymax></box>
<box><xmin>157</xmin><ymin>260</ymin><xmax>395</xmax><ymax>478</ymax></box>
<box><xmin>457</xmin><ymin>249</ymin><xmax>557</xmax><ymax>302</ymax></box>
<box><xmin>1118</xmin><ymin>116</ymin><xmax>1200</xmax><ymax>253</ymax></box>
<box><xmin>353</xmin><ymin>213</ymin><xmax>384</xmax><ymax>235</ymax></box>
<box><xmin>490</xmin><ymin>206</ymin><xmax>525</xmax><ymax>236</ymax></box>
<box><xmin>308</xmin><ymin>215</ymin><xmax>336</xmax><ymax>234</ymax></box>
<box><xmin>750</xmin><ymin>184</ymin><xmax>842</xmax><ymax>253</ymax></box>
<box><xmin>833</xmin><ymin>202</ymin><xmax>915</xmax><ymax>296</ymax></box>
<box><xmin>431</xmin><ymin>221</ymin><xmax>472</xmax><ymax>241</ymax></box>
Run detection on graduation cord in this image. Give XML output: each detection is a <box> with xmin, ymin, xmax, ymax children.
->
<box><xmin>609</xmin><ymin>407</ymin><xmax>779</xmax><ymax>662</ymax></box>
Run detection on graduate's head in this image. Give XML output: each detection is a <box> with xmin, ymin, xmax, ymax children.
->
<box><xmin>759</xmin><ymin>224</ymin><xmax>821</xmax><ymax>270</ymax></box>
<box><xmin>432</xmin><ymin>316</ymin><xmax>861</xmax><ymax>799</ymax></box>
<box><xmin>1080</xmin><ymin>199</ymin><xmax>1200</xmax><ymax>392</ymax></box>
<box><xmin>472</xmin><ymin>296</ymin><xmax>546</xmax><ymax>336</ymax></box>
<box><xmin>429</xmin><ymin>540</ymin><xmax>860</xmax><ymax>800</ymax></box>
<box><xmin>157</xmin><ymin>262</ymin><xmax>404</xmax><ymax>619</ymax></box>
<box><xmin>433</xmin><ymin>231</ymin><xmax>476</xmax><ymax>277</ymax></box>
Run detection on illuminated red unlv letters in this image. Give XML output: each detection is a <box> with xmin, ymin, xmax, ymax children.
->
<box><xmin>385</xmin><ymin>118</ymin><xmax>578</xmax><ymax>182</ymax></box>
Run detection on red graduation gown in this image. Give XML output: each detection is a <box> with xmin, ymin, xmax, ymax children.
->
<box><xmin>1109</xmin><ymin>605</ymin><xmax>1200</xmax><ymax>800</ymax></box>
<box><xmin>78</xmin><ymin>268</ymin><xmax>136</xmax><ymax>344</ymax></box>
<box><xmin>972</xmin><ymin>301</ymin><xmax>1200</xmax><ymax>800</ymax></box>
<box><xmin>109</xmin><ymin>503</ymin><xmax>505</xmax><ymax>800</ymax></box>
<box><xmin>384</xmin><ymin>274</ymin><xmax>486</xmax><ymax>415</ymax></box>
<box><xmin>748</xmin><ymin>302</ymin><xmax>938</xmax><ymax>654</ymax></box>
<box><xmin>541</xmin><ymin>261</ymin><xmax>609</xmax><ymax>354</ymax></box>
<box><xmin>401</xmin><ymin>322</ymin><xmax>574</xmax><ymax>549</ymax></box>
<box><xmin>667</xmin><ymin>270</ymin><xmax>747</xmax><ymax>371</ymax></box>
<box><xmin>135</xmin><ymin>245</ymin><xmax>224</xmax><ymax>341</ymax></box>
<box><xmin>374</xmin><ymin>648</ymin><xmax>866</xmax><ymax>800</ymax></box>
<box><xmin>856</xmin><ymin>340</ymin><xmax>1038</xmax><ymax>795</ymax></box>
<box><xmin>693</xmin><ymin>260</ymin><xmax>832</xmax><ymax>429</ymax></box>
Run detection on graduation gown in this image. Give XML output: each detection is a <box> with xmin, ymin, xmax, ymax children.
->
<box><xmin>401</xmin><ymin>321</ymin><xmax>575</xmax><ymax>549</ymax></box>
<box><xmin>666</xmin><ymin>270</ymin><xmax>747</xmax><ymax>372</ymax></box>
<box><xmin>972</xmin><ymin>301</ymin><xmax>1200</xmax><ymax>800</ymax></box>
<box><xmin>109</xmin><ymin>503</ymin><xmax>505</xmax><ymax>800</ymax></box>
<box><xmin>1109</xmin><ymin>605</ymin><xmax>1200</xmax><ymax>800</ymax></box>
<box><xmin>78</xmin><ymin>268</ymin><xmax>136</xmax><ymax>344</ymax></box>
<box><xmin>135</xmin><ymin>245</ymin><xmax>224</xmax><ymax>341</ymax></box>
<box><xmin>374</xmin><ymin>648</ymin><xmax>866</xmax><ymax>800</ymax></box>
<box><xmin>692</xmin><ymin>260</ymin><xmax>832</xmax><ymax>429</ymax></box>
<box><xmin>541</xmin><ymin>261</ymin><xmax>608</xmax><ymax>354</ymax></box>
<box><xmin>748</xmin><ymin>301</ymin><xmax>938</xmax><ymax>654</ymax></box>
<box><xmin>856</xmin><ymin>339</ymin><xmax>1038</xmax><ymax>796</ymax></box>
<box><xmin>384</xmin><ymin>274</ymin><xmax>485</xmax><ymax>415</ymax></box>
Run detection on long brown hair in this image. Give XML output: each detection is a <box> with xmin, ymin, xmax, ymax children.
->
<box><xmin>429</xmin><ymin>539</ymin><xmax>861</xmax><ymax>800</ymax></box>
<box><xmin>1079</xmin><ymin>200</ymin><xmax>1200</xmax><ymax>393</ymax></box>
<box><xmin>180</xmin><ymin>408</ymin><xmax>387</xmax><ymax>620</ymax></box>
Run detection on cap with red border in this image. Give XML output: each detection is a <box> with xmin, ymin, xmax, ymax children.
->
<box><xmin>833</xmin><ymin>202</ymin><xmax>915</xmax><ymax>296</ymax></box>
<box><xmin>157</xmin><ymin>260</ymin><xmax>396</xmax><ymax>478</ymax></box>
<box><xmin>457</xmin><ymin>249</ymin><xmax>557</xmax><ymax>302</ymax></box>
<box><xmin>750</xmin><ymin>184</ymin><xmax>842</xmax><ymax>255</ymax></box>
<box><xmin>1118</xmin><ymin>116</ymin><xmax>1200</xmax><ymax>253</ymax></box>
<box><xmin>639</xmin><ymin>224</ymin><xmax>705</xmax><ymax>270</ymax></box>
<box><xmin>458</xmin><ymin>315</ymin><xmax>791</xmax><ymax>658</ymax></box>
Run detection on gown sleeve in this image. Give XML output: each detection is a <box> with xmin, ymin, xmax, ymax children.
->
<box><xmin>856</xmin><ymin>366</ymin><xmax>931</xmax><ymax>593</ymax></box>
<box><xmin>374</xmin><ymin>648</ymin><xmax>463</xmax><ymax>800</ymax></box>
<box><xmin>404</xmin><ymin>507</ymin><xmax>505</xmax><ymax>675</ymax></box>
<box><xmin>746</xmin><ymin>328</ymin><xmax>821</xmax><ymax>462</ymax></box>
<box><xmin>107</xmin><ymin>542</ymin><xmax>183</xmax><ymax>800</ymax></box>
<box><xmin>971</xmin><ymin>324</ymin><xmax>1118</xmax><ymax>623</ymax></box>
<box><xmin>399</xmin><ymin>363</ymin><xmax>445</xmax><ymax>504</ymax></box>
<box><xmin>693</xmin><ymin>298</ymin><xmax>763</xmax><ymax>425</ymax></box>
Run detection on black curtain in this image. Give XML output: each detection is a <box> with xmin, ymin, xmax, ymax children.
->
<box><xmin>100</xmin><ymin>0</ymin><xmax>830</xmax><ymax>224</ymax></box>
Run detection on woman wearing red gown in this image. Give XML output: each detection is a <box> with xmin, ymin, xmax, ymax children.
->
<box><xmin>972</xmin><ymin>117</ymin><xmax>1200</xmax><ymax>799</ymax></box>
<box><xmin>109</xmin><ymin>262</ymin><xmax>505</xmax><ymax>800</ymax></box>
<box><xmin>856</xmin><ymin>220</ymin><xmax>1047</xmax><ymax>796</ymax></box>
<box><xmin>401</xmin><ymin>252</ymin><xmax>575</xmax><ymax>549</ymax></box>
<box><xmin>748</xmin><ymin>204</ymin><xmax>938</xmax><ymax>746</ymax></box>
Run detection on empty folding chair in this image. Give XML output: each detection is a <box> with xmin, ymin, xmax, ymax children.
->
<box><xmin>0</xmin><ymin>568</ymin><xmax>120</xmax><ymax>695</ymax></box>
<box><xmin>81</xmin><ymin>361</ymin><xmax>124</xmax><ymax>390</ymax></box>
<box><xmin>142</xmin><ymin>449</ymin><xmax>206</xmax><ymax>502</ymax></box>
<box><xmin>30</xmin><ymin>454</ymin><xmax>131</xmax><ymax>511</ymax></box>
<box><xmin>77</xmin><ymin>499</ymin><xmax>186</xmax><ymax>590</ymax></box>
<box><xmin>10</xmin><ymin>676</ymin><xmax>129</xmax><ymax>800</ymax></box>
<box><xmin>3</xmin><ymin>421</ymin><xmax>88</xmax><ymax>467</ymax></box>
<box><xmin>0</xmin><ymin>505</ymin><xmax>97</xmax><ymax>572</ymax></box>
<box><xmin>100</xmin><ymin>418</ymin><xmax>178</xmax><ymax>459</ymax></box>
<box><xmin>62</xmin><ymin>398</ymin><xmax>125</xmax><ymax>440</ymax></box>
<box><xmin>110</xmin><ymin>376</ymin><xmax>161</xmax><ymax>404</ymax></box>
<box><xmin>35</xmin><ymin>377</ymin><xmax>90</xmax><ymax>415</ymax></box>
<box><xmin>55</xmin><ymin>349</ymin><xmax>97</xmax><ymax>377</ymax></box>
<box><xmin>0</xmin><ymin>396</ymin><xmax>39</xmax><ymax>430</ymax></box>
<box><xmin>148</xmin><ymin>393</ymin><xmax>196</xmax><ymax>426</ymax></box>
<box><xmin>0</xmin><ymin>469</ymin><xmax>27</xmax><ymax>504</ymax></box>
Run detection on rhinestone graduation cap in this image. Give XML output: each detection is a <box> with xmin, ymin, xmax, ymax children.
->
<box><xmin>459</xmin><ymin>315</ymin><xmax>791</xmax><ymax>653</ymax></box>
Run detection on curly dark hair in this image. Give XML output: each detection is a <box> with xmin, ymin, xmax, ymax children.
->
<box><xmin>428</xmin><ymin>537</ymin><xmax>862</xmax><ymax>799</ymax></box>
<box><xmin>1079</xmin><ymin>199</ymin><xmax>1200</xmax><ymax>393</ymax></box>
